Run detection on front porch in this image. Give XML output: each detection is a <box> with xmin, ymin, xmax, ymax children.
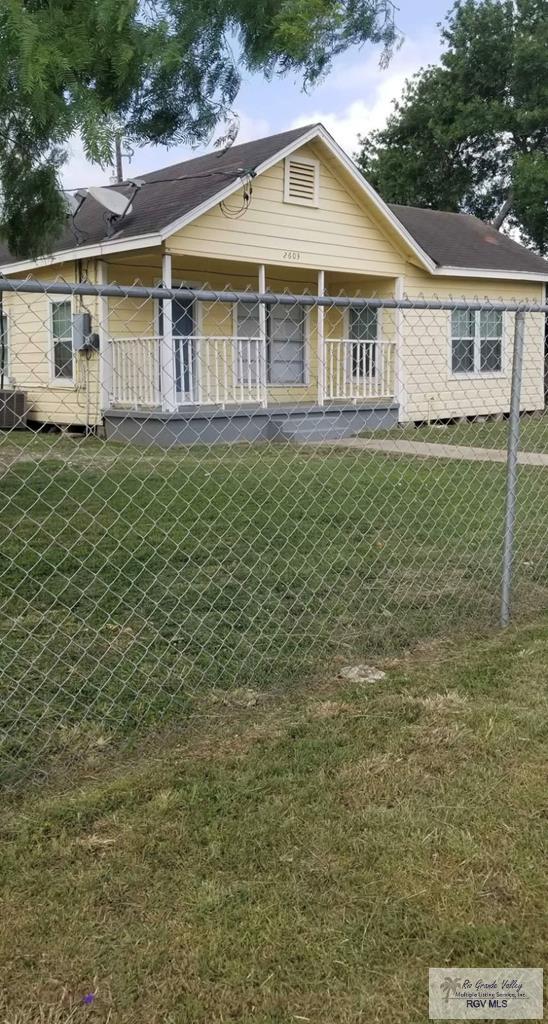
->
<box><xmin>99</xmin><ymin>254</ymin><xmax>401</xmax><ymax>443</ymax></box>
<box><xmin>108</xmin><ymin>332</ymin><xmax>397</xmax><ymax>409</ymax></box>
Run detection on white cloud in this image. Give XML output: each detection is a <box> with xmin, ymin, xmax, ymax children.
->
<box><xmin>291</xmin><ymin>32</ymin><xmax>441</xmax><ymax>156</ymax></box>
<box><xmin>61</xmin><ymin>137</ymin><xmax>111</xmax><ymax>190</ymax></box>
<box><xmin>292</xmin><ymin>99</ymin><xmax>384</xmax><ymax>156</ymax></box>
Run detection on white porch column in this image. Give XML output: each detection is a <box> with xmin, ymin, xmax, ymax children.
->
<box><xmin>394</xmin><ymin>275</ymin><xmax>406</xmax><ymax>422</ymax></box>
<box><xmin>317</xmin><ymin>269</ymin><xmax>325</xmax><ymax>406</ymax></box>
<box><xmin>160</xmin><ymin>251</ymin><xmax>177</xmax><ymax>412</ymax></box>
<box><xmin>258</xmin><ymin>264</ymin><xmax>268</xmax><ymax>408</ymax></box>
<box><xmin>97</xmin><ymin>259</ymin><xmax>112</xmax><ymax>413</ymax></box>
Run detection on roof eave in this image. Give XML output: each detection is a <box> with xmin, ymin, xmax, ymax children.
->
<box><xmin>0</xmin><ymin>232</ymin><xmax>163</xmax><ymax>275</ymax></box>
<box><xmin>434</xmin><ymin>265</ymin><xmax>548</xmax><ymax>283</ymax></box>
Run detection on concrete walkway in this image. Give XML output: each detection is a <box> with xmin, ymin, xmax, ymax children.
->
<box><xmin>324</xmin><ymin>437</ymin><xmax>548</xmax><ymax>467</ymax></box>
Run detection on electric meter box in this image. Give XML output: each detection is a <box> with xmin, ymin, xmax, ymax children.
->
<box><xmin>72</xmin><ymin>312</ymin><xmax>92</xmax><ymax>351</ymax></box>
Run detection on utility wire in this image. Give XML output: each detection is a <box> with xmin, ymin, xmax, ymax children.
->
<box><xmin>62</xmin><ymin>167</ymin><xmax>255</xmax><ymax>194</ymax></box>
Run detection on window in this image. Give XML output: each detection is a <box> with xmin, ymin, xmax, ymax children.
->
<box><xmin>348</xmin><ymin>306</ymin><xmax>378</xmax><ymax>379</ymax></box>
<box><xmin>237</xmin><ymin>302</ymin><xmax>306</xmax><ymax>385</ymax></box>
<box><xmin>451</xmin><ymin>309</ymin><xmax>503</xmax><ymax>375</ymax></box>
<box><xmin>51</xmin><ymin>301</ymin><xmax>73</xmax><ymax>380</ymax></box>
<box><xmin>268</xmin><ymin>304</ymin><xmax>306</xmax><ymax>385</ymax></box>
<box><xmin>0</xmin><ymin>312</ymin><xmax>8</xmax><ymax>383</ymax></box>
<box><xmin>284</xmin><ymin>157</ymin><xmax>319</xmax><ymax>207</ymax></box>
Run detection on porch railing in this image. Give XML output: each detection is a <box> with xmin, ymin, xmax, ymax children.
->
<box><xmin>111</xmin><ymin>336</ymin><xmax>161</xmax><ymax>407</ymax></box>
<box><xmin>110</xmin><ymin>335</ymin><xmax>397</xmax><ymax>408</ymax></box>
<box><xmin>324</xmin><ymin>339</ymin><xmax>396</xmax><ymax>402</ymax></box>
<box><xmin>110</xmin><ymin>335</ymin><xmax>266</xmax><ymax>408</ymax></box>
<box><xmin>189</xmin><ymin>335</ymin><xmax>266</xmax><ymax>407</ymax></box>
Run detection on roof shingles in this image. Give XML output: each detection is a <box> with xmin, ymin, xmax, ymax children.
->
<box><xmin>390</xmin><ymin>204</ymin><xmax>547</xmax><ymax>275</ymax></box>
<box><xmin>0</xmin><ymin>124</ymin><xmax>546</xmax><ymax>279</ymax></box>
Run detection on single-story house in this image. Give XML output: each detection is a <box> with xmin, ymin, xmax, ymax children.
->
<box><xmin>0</xmin><ymin>122</ymin><xmax>546</xmax><ymax>444</ymax></box>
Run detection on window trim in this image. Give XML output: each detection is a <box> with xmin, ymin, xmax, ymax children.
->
<box><xmin>49</xmin><ymin>298</ymin><xmax>75</xmax><ymax>386</ymax></box>
<box><xmin>283</xmin><ymin>156</ymin><xmax>320</xmax><ymax>208</ymax></box>
<box><xmin>448</xmin><ymin>309</ymin><xmax>506</xmax><ymax>380</ymax></box>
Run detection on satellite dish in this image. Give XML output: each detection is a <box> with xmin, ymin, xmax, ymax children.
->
<box><xmin>65</xmin><ymin>193</ymin><xmax>84</xmax><ymax>216</ymax></box>
<box><xmin>87</xmin><ymin>186</ymin><xmax>133</xmax><ymax>217</ymax></box>
<box><xmin>64</xmin><ymin>191</ymin><xmax>87</xmax><ymax>217</ymax></box>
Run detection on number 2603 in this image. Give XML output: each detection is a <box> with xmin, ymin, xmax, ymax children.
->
<box><xmin>282</xmin><ymin>250</ymin><xmax>301</xmax><ymax>261</ymax></box>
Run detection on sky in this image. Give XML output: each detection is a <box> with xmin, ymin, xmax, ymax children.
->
<box><xmin>62</xmin><ymin>0</ymin><xmax>452</xmax><ymax>190</ymax></box>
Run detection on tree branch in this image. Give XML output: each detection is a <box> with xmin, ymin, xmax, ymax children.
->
<box><xmin>492</xmin><ymin>191</ymin><xmax>514</xmax><ymax>230</ymax></box>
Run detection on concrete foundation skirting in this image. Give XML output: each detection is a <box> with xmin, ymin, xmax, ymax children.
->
<box><xmin>104</xmin><ymin>402</ymin><xmax>399</xmax><ymax>447</ymax></box>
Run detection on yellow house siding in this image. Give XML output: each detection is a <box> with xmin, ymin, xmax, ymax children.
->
<box><xmin>166</xmin><ymin>143</ymin><xmax>409</xmax><ymax>278</ymax></box>
<box><xmin>3</xmin><ymin>176</ymin><xmax>543</xmax><ymax>426</ymax></box>
<box><xmin>4</xmin><ymin>261</ymin><xmax>102</xmax><ymax>426</ymax></box>
<box><xmin>105</xmin><ymin>263</ymin><xmax>156</xmax><ymax>339</ymax></box>
<box><xmin>398</xmin><ymin>269</ymin><xmax>545</xmax><ymax>422</ymax></box>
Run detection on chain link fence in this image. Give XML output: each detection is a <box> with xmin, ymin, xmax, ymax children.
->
<box><xmin>1</xmin><ymin>275</ymin><xmax>547</xmax><ymax>785</ymax></box>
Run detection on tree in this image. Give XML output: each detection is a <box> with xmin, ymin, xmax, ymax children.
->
<box><xmin>356</xmin><ymin>0</ymin><xmax>548</xmax><ymax>254</ymax></box>
<box><xmin>0</xmin><ymin>0</ymin><xmax>398</xmax><ymax>258</ymax></box>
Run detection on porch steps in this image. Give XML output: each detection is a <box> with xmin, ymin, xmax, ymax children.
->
<box><xmin>280</xmin><ymin>423</ymin><xmax>360</xmax><ymax>442</ymax></box>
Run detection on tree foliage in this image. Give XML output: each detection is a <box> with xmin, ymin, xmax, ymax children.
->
<box><xmin>0</xmin><ymin>0</ymin><xmax>398</xmax><ymax>257</ymax></box>
<box><xmin>357</xmin><ymin>0</ymin><xmax>548</xmax><ymax>253</ymax></box>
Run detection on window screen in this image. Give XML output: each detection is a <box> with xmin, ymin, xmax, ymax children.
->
<box><xmin>267</xmin><ymin>305</ymin><xmax>305</xmax><ymax>385</ymax></box>
<box><xmin>479</xmin><ymin>310</ymin><xmax>503</xmax><ymax>373</ymax></box>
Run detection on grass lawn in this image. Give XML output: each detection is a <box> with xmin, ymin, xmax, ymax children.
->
<box><xmin>2</xmin><ymin>432</ymin><xmax>548</xmax><ymax>784</ymax></box>
<box><xmin>1</xmin><ymin>618</ymin><xmax>547</xmax><ymax>1023</ymax></box>
<box><xmin>361</xmin><ymin>412</ymin><xmax>548</xmax><ymax>452</ymax></box>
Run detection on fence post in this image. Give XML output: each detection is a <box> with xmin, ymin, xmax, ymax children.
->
<box><xmin>317</xmin><ymin>269</ymin><xmax>325</xmax><ymax>406</ymax></box>
<box><xmin>160</xmin><ymin>251</ymin><xmax>177</xmax><ymax>413</ymax></box>
<box><xmin>97</xmin><ymin>260</ymin><xmax>112</xmax><ymax>413</ymax></box>
<box><xmin>501</xmin><ymin>308</ymin><xmax>526</xmax><ymax>626</ymax></box>
<box><xmin>258</xmin><ymin>264</ymin><xmax>268</xmax><ymax>408</ymax></box>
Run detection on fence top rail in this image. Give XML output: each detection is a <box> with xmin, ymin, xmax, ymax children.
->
<box><xmin>0</xmin><ymin>276</ymin><xmax>547</xmax><ymax>313</ymax></box>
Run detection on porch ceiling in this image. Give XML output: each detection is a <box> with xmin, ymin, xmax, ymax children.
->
<box><xmin>103</xmin><ymin>250</ymin><xmax>397</xmax><ymax>295</ymax></box>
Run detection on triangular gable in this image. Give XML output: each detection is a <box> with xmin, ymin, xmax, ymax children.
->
<box><xmin>165</xmin><ymin>135</ymin><xmax>424</xmax><ymax>279</ymax></box>
<box><xmin>162</xmin><ymin>125</ymin><xmax>435</xmax><ymax>275</ymax></box>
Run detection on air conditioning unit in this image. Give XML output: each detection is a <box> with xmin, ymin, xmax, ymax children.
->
<box><xmin>0</xmin><ymin>390</ymin><xmax>27</xmax><ymax>429</ymax></box>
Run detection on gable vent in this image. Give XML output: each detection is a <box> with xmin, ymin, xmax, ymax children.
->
<box><xmin>284</xmin><ymin>157</ymin><xmax>319</xmax><ymax>207</ymax></box>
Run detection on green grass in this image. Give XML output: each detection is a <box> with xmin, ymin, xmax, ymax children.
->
<box><xmin>1</xmin><ymin>618</ymin><xmax>547</xmax><ymax>1022</ymax></box>
<box><xmin>361</xmin><ymin>412</ymin><xmax>548</xmax><ymax>452</ymax></box>
<box><xmin>3</xmin><ymin>431</ymin><xmax>548</xmax><ymax>782</ymax></box>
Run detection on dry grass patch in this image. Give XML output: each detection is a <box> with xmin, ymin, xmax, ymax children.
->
<box><xmin>1</xmin><ymin>618</ymin><xmax>547</xmax><ymax>1022</ymax></box>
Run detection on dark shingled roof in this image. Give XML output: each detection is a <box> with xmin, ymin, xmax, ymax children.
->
<box><xmin>0</xmin><ymin>124</ymin><xmax>315</xmax><ymax>264</ymax></box>
<box><xmin>0</xmin><ymin>124</ymin><xmax>546</xmax><ymax>279</ymax></box>
<box><xmin>390</xmin><ymin>204</ymin><xmax>548</xmax><ymax>276</ymax></box>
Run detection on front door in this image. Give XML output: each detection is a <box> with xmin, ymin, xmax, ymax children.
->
<box><xmin>172</xmin><ymin>299</ymin><xmax>196</xmax><ymax>403</ymax></box>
